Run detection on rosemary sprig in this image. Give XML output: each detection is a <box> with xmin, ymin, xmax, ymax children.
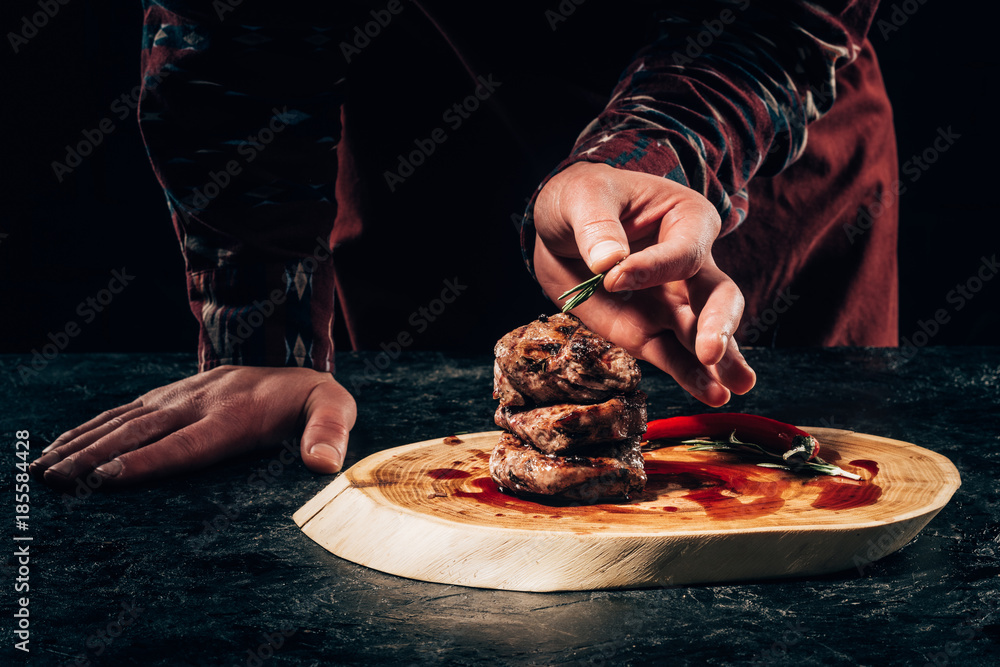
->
<box><xmin>680</xmin><ymin>431</ymin><xmax>862</xmax><ymax>480</ymax></box>
<box><xmin>559</xmin><ymin>273</ymin><xmax>605</xmax><ymax>312</ymax></box>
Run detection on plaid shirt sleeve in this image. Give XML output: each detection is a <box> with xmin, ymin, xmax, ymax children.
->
<box><xmin>516</xmin><ymin>0</ymin><xmax>880</xmax><ymax>274</ymax></box>
<box><xmin>138</xmin><ymin>1</ymin><xmax>356</xmax><ymax>373</ymax></box>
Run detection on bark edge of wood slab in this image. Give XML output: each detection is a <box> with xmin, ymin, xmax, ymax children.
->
<box><xmin>292</xmin><ymin>428</ymin><xmax>960</xmax><ymax>592</ymax></box>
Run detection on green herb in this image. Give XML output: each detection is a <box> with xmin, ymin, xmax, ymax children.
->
<box><xmin>680</xmin><ymin>431</ymin><xmax>862</xmax><ymax>480</ymax></box>
<box><xmin>559</xmin><ymin>273</ymin><xmax>605</xmax><ymax>312</ymax></box>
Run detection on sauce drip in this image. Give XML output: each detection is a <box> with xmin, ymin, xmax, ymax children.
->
<box><xmin>644</xmin><ymin>461</ymin><xmax>788</xmax><ymax>520</ymax></box>
<box><xmin>452</xmin><ymin>461</ymin><xmax>790</xmax><ymax>520</ymax></box>
<box><xmin>849</xmin><ymin>459</ymin><xmax>880</xmax><ymax>478</ymax></box>
<box><xmin>426</xmin><ymin>468</ymin><xmax>471</xmax><ymax>481</ymax></box>
<box><xmin>809</xmin><ymin>476</ymin><xmax>882</xmax><ymax>510</ymax></box>
<box><xmin>448</xmin><ymin>455</ymin><xmax>884</xmax><ymax>517</ymax></box>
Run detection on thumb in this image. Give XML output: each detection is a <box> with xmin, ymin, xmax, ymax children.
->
<box><xmin>300</xmin><ymin>380</ymin><xmax>357</xmax><ymax>474</ymax></box>
<box><xmin>574</xmin><ymin>217</ymin><xmax>630</xmax><ymax>275</ymax></box>
<box><xmin>537</xmin><ymin>164</ymin><xmax>630</xmax><ymax>274</ymax></box>
<box><xmin>564</xmin><ymin>191</ymin><xmax>630</xmax><ymax>275</ymax></box>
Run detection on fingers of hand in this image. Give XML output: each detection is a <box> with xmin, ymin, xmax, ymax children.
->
<box><xmin>31</xmin><ymin>402</ymin><xmax>151</xmax><ymax>480</ymax></box>
<box><xmin>713</xmin><ymin>336</ymin><xmax>757</xmax><ymax>396</ymax></box>
<box><xmin>300</xmin><ymin>381</ymin><xmax>357</xmax><ymax>474</ymax></box>
<box><xmin>675</xmin><ymin>264</ymin><xmax>755</xmax><ymax>396</ymax></box>
<box><xmin>94</xmin><ymin>420</ymin><xmax>229</xmax><ymax>485</ymax></box>
<box><xmin>533</xmin><ymin>235</ymin><xmax>593</xmax><ymax>308</ymax></box>
<box><xmin>606</xmin><ymin>234</ymin><xmax>710</xmax><ymax>293</ymax></box>
<box><xmin>40</xmin><ymin>400</ymin><xmax>143</xmax><ymax>454</ymax></box>
<box><xmin>534</xmin><ymin>164</ymin><xmax>630</xmax><ymax>272</ymax></box>
<box><xmin>606</xmin><ymin>198</ymin><xmax>720</xmax><ymax>293</ymax></box>
<box><xmin>36</xmin><ymin>408</ymin><xmax>184</xmax><ymax>487</ymax></box>
<box><xmin>687</xmin><ymin>262</ymin><xmax>745</xmax><ymax>366</ymax></box>
<box><xmin>637</xmin><ymin>333</ymin><xmax>732</xmax><ymax>407</ymax></box>
<box><xmin>572</xmin><ymin>219</ymin><xmax>629</xmax><ymax>275</ymax></box>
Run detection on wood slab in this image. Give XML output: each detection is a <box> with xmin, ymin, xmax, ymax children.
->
<box><xmin>293</xmin><ymin>428</ymin><xmax>960</xmax><ymax>592</ymax></box>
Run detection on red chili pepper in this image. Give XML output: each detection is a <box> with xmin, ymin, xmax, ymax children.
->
<box><xmin>645</xmin><ymin>413</ymin><xmax>820</xmax><ymax>460</ymax></box>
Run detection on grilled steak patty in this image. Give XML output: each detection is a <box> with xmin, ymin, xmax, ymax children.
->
<box><xmin>495</xmin><ymin>391</ymin><xmax>647</xmax><ymax>455</ymax></box>
<box><xmin>493</xmin><ymin>313</ymin><xmax>640</xmax><ymax>407</ymax></box>
<box><xmin>492</xmin><ymin>360</ymin><xmax>527</xmax><ymax>408</ymax></box>
<box><xmin>489</xmin><ymin>432</ymin><xmax>646</xmax><ymax>501</ymax></box>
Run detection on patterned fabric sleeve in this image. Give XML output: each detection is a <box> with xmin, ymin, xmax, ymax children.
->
<box><xmin>138</xmin><ymin>1</ymin><xmax>356</xmax><ymax>372</ymax></box>
<box><xmin>517</xmin><ymin>0</ymin><xmax>880</xmax><ymax>274</ymax></box>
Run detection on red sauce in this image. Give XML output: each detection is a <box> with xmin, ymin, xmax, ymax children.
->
<box><xmin>453</xmin><ymin>477</ymin><xmax>636</xmax><ymax>514</ymax></box>
<box><xmin>809</xmin><ymin>476</ymin><xmax>882</xmax><ymax>510</ymax></box>
<box><xmin>427</xmin><ymin>468</ymin><xmax>472</xmax><ymax>480</ymax></box>
<box><xmin>453</xmin><ymin>477</ymin><xmax>532</xmax><ymax>506</ymax></box>
<box><xmin>643</xmin><ymin>461</ymin><xmax>788</xmax><ymax>520</ymax></box>
<box><xmin>452</xmin><ymin>461</ymin><xmax>787</xmax><ymax>520</ymax></box>
<box><xmin>849</xmin><ymin>459</ymin><xmax>880</xmax><ymax>478</ymax></box>
<box><xmin>450</xmin><ymin>456</ymin><xmax>882</xmax><ymax>517</ymax></box>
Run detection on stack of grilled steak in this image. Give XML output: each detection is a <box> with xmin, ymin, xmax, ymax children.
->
<box><xmin>489</xmin><ymin>313</ymin><xmax>648</xmax><ymax>501</ymax></box>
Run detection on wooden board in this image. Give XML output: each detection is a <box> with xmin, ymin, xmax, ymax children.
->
<box><xmin>293</xmin><ymin>428</ymin><xmax>960</xmax><ymax>592</ymax></box>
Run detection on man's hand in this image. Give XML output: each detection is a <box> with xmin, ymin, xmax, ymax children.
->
<box><xmin>29</xmin><ymin>366</ymin><xmax>356</xmax><ymax>487</ymax></box>
<box><xmin>533</xmin><ymin>162</ymin><xmax>756</xmax><ymax>406</ymax></box>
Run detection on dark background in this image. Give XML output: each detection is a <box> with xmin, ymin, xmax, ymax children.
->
<box><xmin>3</xmin><ymin>1</ymin><xmax>998</xmax><ymax>357</ymax></box>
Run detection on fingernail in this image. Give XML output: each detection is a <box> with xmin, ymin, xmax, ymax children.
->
<box><xmin>47</xmin><ymin>458</ymin><xmax>76</xmax><ymax>479</ymax></box>
<box><xmin>32</xmin><ymin>451</ymin><xmax>62</xmax><ymax>468</ymax></box>
<box><xmin>720</xmin><ymin>333</ymin><xmax>730</xmax><ymax>357</ymax></box>
<box><xmin>42</xmin><ymin>442</ymin><xmax>59</xmax><ymax>453</ymax></box>
<box><xmin>95</xmin><ymin>459</ymin><xmax>123</xmax><ymax>479</ymax></box>
<box><xmin>589</xmin><ymin>241</ymin><xmax>625</xmax><ymax>269</ymax></box>
<box><xmin>309</xmin><ymin>443</ymin><xmax>343</xmax><ymax>469</ymax></box>
<box><xmin>610</xmin><ymin>272</ymin><xmax>634</xmax><ymax>293</ymax></box>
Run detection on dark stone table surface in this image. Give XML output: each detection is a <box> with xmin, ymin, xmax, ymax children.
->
<box><xmin>1</xmin><ymin>348</ymin><xmax>998</xmax><ymax>666</ymax></box>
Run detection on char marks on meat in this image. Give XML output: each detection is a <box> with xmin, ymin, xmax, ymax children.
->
<box><xmin>493</xmin><ymin>313</ymin><xmax>640</xmax><ymax>408</ymax></box>
<box><xmin>489</xmin><ymin>314</ymin><xmax>648</xmax><ymax>501</ymax></box>
<box><xmin>492</xmin><ymin>360</ymin><xmax>527</xmax><ymax>407</ymax></box>
<box><xmin>489</xmin><ymin>432</ymin><xmax>646</xmax><ymax>501</ymax></box>
<box><xmin>495</xmin><ymin>391</ymin><xmax>647</xmax><ymax>455</ymax></box>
